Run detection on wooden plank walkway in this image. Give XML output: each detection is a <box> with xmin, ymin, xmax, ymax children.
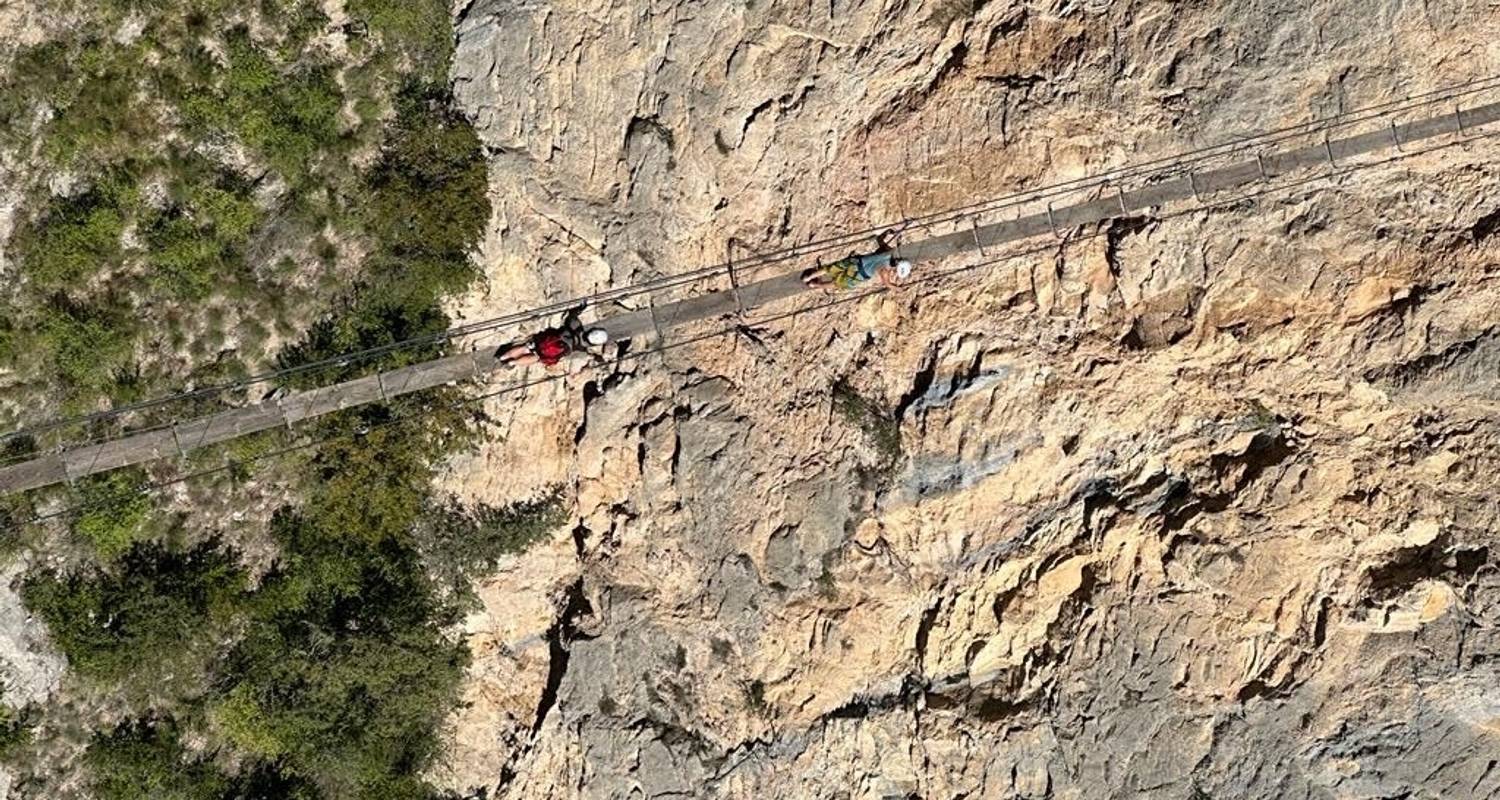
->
<box><xmin>2</xmin><ymin>99</ymin><xmax>1496</xmax><ymax>497</ymax></box>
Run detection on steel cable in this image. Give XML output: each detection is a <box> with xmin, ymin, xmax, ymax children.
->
<box><xmin>3</xmin><ymin>74</ymin><xmax>1498</xmax><ymax>462</ymax></box>
<box><xmin>10</xmin><ymin>123</ymin><xmax>1496</xmax><ymax>529</ymax></box>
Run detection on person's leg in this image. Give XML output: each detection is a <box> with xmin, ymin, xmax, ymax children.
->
<box><xmin>499</xmin><ymin>343</ymin><xmax>536</xmax><ymax>364</ymax></box>
<box><xmin>802</xmin><ymin>267</ymin><xmax>831</xmax><ymax>288</ymax></box>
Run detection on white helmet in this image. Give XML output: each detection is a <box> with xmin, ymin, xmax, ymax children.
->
<box><xmin>894</xmin><ymin>259</ymin><xmax>913</xmax><ymax>279</ymax></box>
<box><xmin>585</xmin><ymin>328</ymin><xmax>610</xmax><ymax>346</ymax></box>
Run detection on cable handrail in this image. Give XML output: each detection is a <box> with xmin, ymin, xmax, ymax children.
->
<box><xmin>2</xmin><ymin>74</ymin><xmax>1497</xmax><ymax>464</ymax></box>
<box><xmin>12</xmin><ymin>120</ymin><xmax>1497</xmax><ymax>528</ymax></box>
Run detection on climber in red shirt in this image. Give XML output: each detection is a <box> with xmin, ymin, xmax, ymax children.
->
<box><xmin>497</xmin><ymin>322</ymin><xmax>610</xmax><ymax>369</ymax></box>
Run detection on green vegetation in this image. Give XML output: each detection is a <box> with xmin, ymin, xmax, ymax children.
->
<box><xmin>22</xmin><ymin>540</ymin><xmax>244</xmax><ymax>684</ymax></box>
<box><xmin>17</xmin><ymin>403</ymin><xmax>496</xmax><ymax>792</ymax></box>
<box><xmin>181</xmin><ymin>30</ymin><xmax>346</xmax><ymax>186</ymax></box>
<box><xmin>70</xmin><ymin>469</ymin><xmax>154</xmax><ymax>559</ymax></box>
<box><xmin>0</xmin><ymin>0</ymin><xmax>486</xmax><ymax>412</ymax></box>
<box><xmin>347</xmin><ymin>0</ymin><xmax>456</xmax><ymax>80</ymax></box>
<box><xmin>87</xmin><ymin>719</ymin><xmax>230</xmax><ymax>800</ymax></box>
<box><xmin>2</xmin><ymin>1</ymin><xmax>517</xmax><ymax>796</ymax></box>
<box><xmin>141</xmin><ymin>164</ymin><xmax>262</xmax><ymax>301</ymax></box>
<box><xmin>415</xmin><ymin>491</ymin><xmax>568</xmax><ymax>594</ymax></box>
<box><xmin>814</xmin><ymin>551</ymin><xmax>839</xmax><ymax>600</ymax></box>
<box><xmin>363</xmin><ymin>86</ymin><xmax>491</xmax><ymax>268</ymax></box>
<box><xmin>34</xmin><ymin>302</ymin><xmax>138</xmax><ymax>400</ymax></box>
<box><xmin>278</xmin><ymin>85</ymin><xmax>489</xmax><ymax>384</ymax></box>
<box><xmin>214</xmin><ymin>603</ymin><xmax>467</xmax><ymax>793</ymax></box>
<box><xmin>13</xmin><ymin>177</ymin><xmax>131</xmax><ymax>290</ymax></box>
<box><xmin>744</xmin><ymin>680</ymin><xmax>771</xmax><ymax>717</ymax></box>
<box><xmin>300</xmin><ymin>407</ymin><xmax>470</xmax><ymax>543</ymax></box>
<box><xmin>39</xmin><ymin>39</ymin><xmax>159</xmax><ymax>165</ymax></box>
<box><xmin>22</xmin><ymin>406</ymin><xmax>494</xmax><ymax>794</ymax></box>
<box><xmin>221</xmin><ymin>627</ymin><xmax>462</xmax><ymax>785</ymax></box>
<box><xmin>832</xmin><ymin>381</ymin><xmax>904</xmax><ymax>484</ymax></box>
<box><xmin>0</xmin><ymin>699</ymin><xmax>36</xmax><ymax>761</ymax></box>
<box><xmin>204</xmin><ymin>405</ymin><xmax>482</xmax><ymax>794</ymax></box>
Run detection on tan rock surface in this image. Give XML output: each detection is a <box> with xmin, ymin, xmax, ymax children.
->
<box><xmin>437</xmin><ymin>0</ymin><xmax>1500</xmax><ymax>797</ymax></box>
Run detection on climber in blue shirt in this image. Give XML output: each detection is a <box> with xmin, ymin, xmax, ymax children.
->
<box><xmin>801</xmin><ymin>229</ymin><xmax>913</xmax><ymax>292</ymax></box>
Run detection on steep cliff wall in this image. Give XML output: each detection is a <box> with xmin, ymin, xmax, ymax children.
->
<box><xmin>438</xmin><ymin>1</ymin><xmax>1500</xmax><ymax>797</ymax></box>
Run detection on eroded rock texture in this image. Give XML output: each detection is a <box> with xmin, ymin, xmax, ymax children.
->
<box><xmin>435</xmin><ymin>0</ymin><xmax>1500</xmax><ymax>797</ymax></box>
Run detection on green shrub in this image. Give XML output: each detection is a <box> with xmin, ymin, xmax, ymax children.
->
<box><xmin>217</xmin><ymin>504</ymin><xmax>469</xmax><ymax>795</ymax></box>
<box><xmin>0</xmin><ymin>42</ymin><xmax>66</xmax><ymax>137</ymax></box>
<box><xmin>5</xmin><ymin>6</ymin><xmax>494</xmax><ymax>797</ymax></box>
<box><xmin>262</xmin><ymin>0</ymin><xmax>334</xmax><ymax>57</ymax></box>
<box><xmin>415</xmin><ymin>491</ymin><xmax>567</xmax><ymax>591</ymax></box>
<box><xmin>302</xmin><ymin>407</ymin><xmax>457</xmax><ymax>543</ymax></box>
<box><xmin>138</xmin><ymin>162</ymin><xmax>262</xmax><ymax>300</ymax></box>
<box><xmin>832</xmin><ymin>381</ymin><xmax>904</xmax><ymax>477</ymax></box>
<box><xmin>276</xmin><ymin>83</ymin><xmax>489</xmax><ymax>384</ymax></box>
<box><xmin>275</xmin><ymin>291</ymin><xmax>452</xmax><ymax>386</ymax></box>
<box><xmin>815</xmin><ymin>554</ymin><xmax>838</xmax><ymax>600</ymax></box>
<box><xmin>364</xmin><ymin>84</ymin><xmax>489</xmax><ymax>266</ymax></box>
<box><xmin>16</xmin><ymin>183</ymin><xmax>130</xmax><ymax>290</ymax></box>
<box><xmin>200</xmin><ymin>390</ymin><xmax>482</xmax><ymax>794</ymax></box>
<box><xmin>175</xmin><ymin>30</ymin><xmax>346</xmax><ymax>186</ymax></box>
<box><xmin>303</xmin><ymin>458</ymin><xmax>427</xmax><ymax>543</ymax></box>
<box><xmin>143</xmin><ymin>212</ymin><xmax>228</xmax><ymax>301</ymax></box>
<box><xmin>21</xmin><ymin>540</ymin><xmax>245</xmax><ymax>683</ymax></box>
<box><xmin>0</xmin><ymin>701</ymin><xmax>35</xmax><ymax>762</ymax></box>
<box><xmin>71</xmin><ymin>469</ymin><xmax>153</xmax><ymax>558</ymax></box>
<box><xmin>226</xmin><ymin>763</ymin><xmax>323</xmax><ymax>800</ymax></box>
<box><xmin>745</xmin><ymin>680</ymin><xmax>770</xmax><ymax>716</ymax></box>
<box><xmin>221</xmin><ymin>31</ymin><xmax>279</xmax><ymax>97</ymax></box>
<box><xmin>43</xmin><ymin>40</ymin><xmax>160</xmax><ymax>164</ymax></box>
<box><xmin>0</xmin><ymin>321</ymin><xmax>13</xmax><ymax>370</ymax></box>
<box><xmin>188</xmin><ymin>182</ymin><xmax>260</xmax><ymax>241</ymax></box>
<box><xmin>215</xmin><ymin>622</ymin><xmax>466</xmax><ymax>794</ymax></box>
<box><xmin>346</xmin><ymin>0</ymin><xmax>454</xmax><ymax>79</ymax></box>
<box><xmin>86</xmin><ymin>718</ymin><xmax>229</xmax><ymax>800</ymax></box>
<box><xmin>223</xmin><ymin>32</ymin><xmax>345</xmax><ymax>184</ymax></box>
<box><xmin>35</xmin><ymin>302</ymin><xmax>137</xmax><ymax>400</ymax></box>
<box><xmin>153</xmin><ymin>40</ymin><xmax>220</xmax><ymax>102</ymax></box>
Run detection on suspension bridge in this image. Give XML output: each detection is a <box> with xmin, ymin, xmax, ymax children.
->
<box><xmin>2</xmin><ymin>79</ymin><xmax>1498</xmax><ymax>501</ymax></box>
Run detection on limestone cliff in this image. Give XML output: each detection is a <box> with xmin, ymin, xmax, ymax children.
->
<box><xmin>437</xmin><ymin>0</ymin><xmax>1500</xmax><ymax>797</ymax></box>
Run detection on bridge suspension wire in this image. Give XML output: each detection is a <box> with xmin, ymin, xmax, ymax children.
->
<box><xmin>3</xmin><ymin>86</ymin><xmax>1499</xmax><ymax>496</ymax></box>
<box><xmin>9</xmin><ymin>122</ymin><xmax>1499</xmax><ymax>530</ymax></box>
<box><xmin>6</xmin><ymin>234</ymin><xmax>1132</xmax><ymax>531</ymax></box>
<box><xmin>3</xmin><ymin>95</ymin><xmax>1498</xmax><ymax>493</ymax></box>
<box><xmin>4</xmin><ymin>73</ymin><xmax>1497</xmax><ymax>461</ymax></box>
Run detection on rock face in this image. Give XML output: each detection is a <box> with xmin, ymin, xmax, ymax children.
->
<box><xmin>441</xmin><ymin>0</ymin><xmax>1500</xmax><ymax>797</ymax></box>
<box><xmin>0</xmin><ymin>562</ymin><xmax>64</xmax><ymax>710</ymax></box>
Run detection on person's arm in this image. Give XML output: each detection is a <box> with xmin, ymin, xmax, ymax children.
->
<box><xmin>560</xmin><ymin>302</ymin><xmax>588</xmax><ymax>334</ymax></box>
<box><xmin>876</xmin><ymin>223</ymin><xmax>909</xmax><ymax>252</ymax></box>
<box><xmin>549</xmin><ymin>352</ymin><xmax>592</xmax><ymax>374</ymax></box>
<box><xmin>878</xmin><ymin>266</ymin><xmax>906</xmax><ymax>288</ymax></box>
